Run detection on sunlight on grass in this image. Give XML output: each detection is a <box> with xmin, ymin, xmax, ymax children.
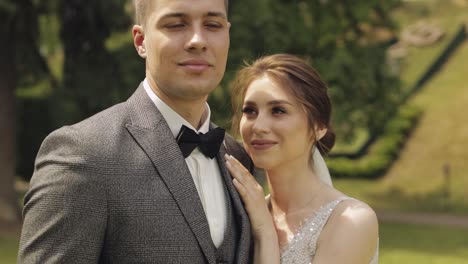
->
<box><xmin>334</xmin><ymin>0</ymin><xmax>468</xmax><ymax>215</ymax></box>
<box><xmin>334</xmin><ymin>170</ymin><xmax>468</xmax><ymax>214</ymax></box>
<box><xmin>392</xmin><ymin>0</ymin><xmax>468</xmax><ymax>89</ymax></box>
<box><xmin>0</xmin><ymin>236</ymin><xmax>19</xmax><ymax>264</ymax></box>
<box><xmin>379</xmin><ymin>40</ymin><xmax>468</xmax><ymax>214</ymax></box>
<box><xmin>379</xmin><ymin>223</ymin><xmax>468</xmax><ymax>263</ymax></box>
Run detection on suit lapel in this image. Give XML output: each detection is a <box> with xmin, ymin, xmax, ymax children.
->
<box><xmin>216</xmin><ymin>139</ymin><xmax>252</xmax><ymax>262</ymax></box>
<box><xmin>125</xmin><ymin>85</ymin><xmax>217</xmax><ymax>263</ymax></box>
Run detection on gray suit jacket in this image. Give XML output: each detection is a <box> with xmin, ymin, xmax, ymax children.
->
<box><xmin>18</xmin><ymin>84</ymin><xmax>254</xmax><ymax>263</ymax></box>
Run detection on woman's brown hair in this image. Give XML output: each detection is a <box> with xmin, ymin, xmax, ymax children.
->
<box><xmin>230</xmin><ymin>54</ymin><xmax>335</xmax><ymax>155</ymax></box>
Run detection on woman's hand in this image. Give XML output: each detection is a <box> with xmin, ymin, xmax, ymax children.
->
<box><xmin>224</xmin><ymin>154</ymin><xmax>275</xmax><ymax>240</ymax></box>
<box><xmin>225</xmin><ymin>154</ymin><xmax>280</xmax><ymax>264</ymax></box>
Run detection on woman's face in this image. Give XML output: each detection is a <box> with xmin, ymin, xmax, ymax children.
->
<box><xmin>240</xmin><ymin>75</ymin><xmax>316</xmax><ymax>170</ymax></box>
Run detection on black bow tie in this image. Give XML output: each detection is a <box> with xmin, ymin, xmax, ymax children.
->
<box><xmin>176</xmin><ymin>125</ymin><xmax>225</xmax><ymax>159</ymax></box>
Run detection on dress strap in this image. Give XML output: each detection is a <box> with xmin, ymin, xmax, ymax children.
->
<box><xmin>312</xmin><ymin>197</ymin><xmax>354</xmax><ymax>233</ymax></box>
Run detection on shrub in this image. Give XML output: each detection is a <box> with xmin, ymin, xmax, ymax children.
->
<box><xmin>327</xmin><ymin>104</ymin><xmax>422</xmax><ymax>179</ymax></box>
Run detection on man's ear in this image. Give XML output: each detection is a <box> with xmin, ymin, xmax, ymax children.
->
<box><xmin>132</xmin><ymin>25</ymin><xmax>147</xmax><ymax>58</ymax></box>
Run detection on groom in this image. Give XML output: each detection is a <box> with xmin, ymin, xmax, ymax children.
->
<box><xmin>18</xmin><ymin>0</ymin><xmax>254</xmax><ymax>263</ymax></box>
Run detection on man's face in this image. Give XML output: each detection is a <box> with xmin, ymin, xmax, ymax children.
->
<box><xmin>133</xmin><ymin>0</ymin><xmax>230</xmax><ymax>102</ymax></box>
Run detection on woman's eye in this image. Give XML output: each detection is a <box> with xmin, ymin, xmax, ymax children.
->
<box><xmin>242</xmin><ymin>107</ymin><xmax>257</xmax><ymax>115</ymax></box>
<box><xmin>272</xmin><ymin>107</ymin><xmax>286</xmax><ymax>115</ymax></box>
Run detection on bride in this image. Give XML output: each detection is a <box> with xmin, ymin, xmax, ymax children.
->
<box><xmin>225</xmin><ymin>54</ymin><xmax>379</xmax><ymax>263</ymax></box>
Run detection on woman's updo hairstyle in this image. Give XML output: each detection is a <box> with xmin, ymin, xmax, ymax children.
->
<box><xmin>230</xmin><ymin>54</ymin><xmax>335</xmax><ymax>155</ymax></box>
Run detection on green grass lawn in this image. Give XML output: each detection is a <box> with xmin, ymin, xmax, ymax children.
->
<box><xmin>334</xmin><ymin>0</ymin><xmax>468</xmax><ymax>158</ymax></box>
<box><xmin>334</xmin><ymin>0</ymin><xmax>468</xmax><ymax>215</ymax></box>
<box><xmin>379</xmin><ymin>223</ymin><xmax>468</xmax><ymax>264</ymax></box>
<box><xmin>379</xmin><ymin>37</ymin><xmax>468</xmax><ymax>214</ymax></box>
<box><xmin>0</xmin><ymin>236</ymin><xmax>18</xmax><ymax>264</ymax></box>
<box><xmin>334</xmin><ymin>41</ymin><xmax>468</xmax><ymax>214</ymax></box>
<box><xmin>392</xmin><ymin>0</ymin><xmax>468</xmax><ymax>89</ymax></box>
<box><xmin>3</xmin><ymin>222</ymin><xmax>467</xmax><ymax>263</ymax></box>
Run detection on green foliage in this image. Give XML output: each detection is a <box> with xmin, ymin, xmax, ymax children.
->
<box><xmin>327</xmin><ymin>104</ymin><xmax>422</xmax><ymax>178</ymax></box>
<box><xmin>53</xmin><ymin>0</ymin><xmax>132</xmax><ymax>125</ymax></box>
<box><xmin>16</xmin><ymin>98</ymin><xmax>53</xmax><ymax>179</ymax></box>
<box><xmin>12</xmin><ymin>0</ymin><xmax>405</xmax><ymax>178</ymax></box>
<box><xmin>225</xmin><ymin>0</ymin><xmax>402</xmax><ymax>140</ymax></box>
<box><xmin>0</xmin><ymin>0</ymin><xmax>16</xmax><ymax>17</ymax></box>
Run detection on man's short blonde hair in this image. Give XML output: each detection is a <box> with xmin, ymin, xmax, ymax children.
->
<box><xmin>133</xmin><ymin>0</ymin><xmax>229</xmax><ymax>26</ymax></box>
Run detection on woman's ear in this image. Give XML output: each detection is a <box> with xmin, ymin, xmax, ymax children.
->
<box><xmin>132</xmin><ymin>25</ymin><xmax>147</xmax><ymax>59</ymax></box>
<box><xmin>315</xmin><ymin>126</ymin><xmax>327</xmax><ymax>141</ymax></box>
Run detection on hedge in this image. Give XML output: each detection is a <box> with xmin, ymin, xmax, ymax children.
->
<box><xmin>327</xmin><ymin>104</ymin><xmax>422</xmax><ymax>179</ymax></box>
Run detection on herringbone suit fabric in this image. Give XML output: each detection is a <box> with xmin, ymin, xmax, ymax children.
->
<box><xmin>18</xmin><ymin>84</ymin><xmax>253</xmax><ymax>264</ymax></box>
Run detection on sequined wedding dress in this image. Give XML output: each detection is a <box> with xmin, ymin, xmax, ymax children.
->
<box><xmin>280</xmin><ymin>197</ymin><xmax>379</xmax><ymax>264</ymax></box>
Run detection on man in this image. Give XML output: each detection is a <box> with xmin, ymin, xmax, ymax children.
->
<box><xmin>18</xmin><ymin>0</ymin><xmax>254</xmax><ymax>263</ymax></box>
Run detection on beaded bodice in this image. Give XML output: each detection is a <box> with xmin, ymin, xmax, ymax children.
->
<box><xmin>280</xmin><ymin>197</ymin><xmax>379</xmax><ymax>264</ymax></box>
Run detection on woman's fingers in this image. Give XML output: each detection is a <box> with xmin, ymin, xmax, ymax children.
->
<box><xmin>225</xmin><ymin>154</ymin><xmax>265</xmax><ymax>208</ymax></box>
<box><xmin>225</xmin><ymin>155</ymin><xmax>276</xmax><ymax>240</ymax></box>
<box><xmin>225</xmin><ymin>154</ymin><xmax>258</xmax><ymax>186</ymax></box>
<box><xmin>232</xmin><ymin>178</ymin><xmax>248</xmax><ymax>199</ymax></box>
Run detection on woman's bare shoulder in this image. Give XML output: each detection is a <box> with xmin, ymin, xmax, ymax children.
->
<box><xmin>314</xmin><ymin>198</ymin><xmax>379</xmax><ymax>264</ymax></box>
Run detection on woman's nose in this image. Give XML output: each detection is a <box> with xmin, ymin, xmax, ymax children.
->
<box><xmin>251</xmin><ymin>114</ymin><xmax>271</xmax><ymax>134</ymax></box>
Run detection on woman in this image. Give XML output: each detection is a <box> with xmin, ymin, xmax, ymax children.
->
<box><xmin>225</xmin><ymin>54</ymin><xmax>379</xmax><ymax>263</ymax></box>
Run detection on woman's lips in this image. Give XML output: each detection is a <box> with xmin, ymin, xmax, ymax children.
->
<box><xmin>251</xmin><ymin>139</ymin><xmax>277</xmax><ymax>150</ymax></box>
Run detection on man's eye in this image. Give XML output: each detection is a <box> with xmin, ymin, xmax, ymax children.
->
<box><xmin>205</xmin><ymin>22</ymin><xmax>222</xmax><ymax>29</ymax></box>
<box><xmin>166</xmin><ymin>23</ymin><xmax>185</xmax><ymax>29</ymax></box>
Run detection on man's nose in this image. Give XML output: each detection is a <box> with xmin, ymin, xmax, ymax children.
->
<box><xmin>185</xmin><ymin>25</ymin><xmax>207</xmax><ymax>51</ymax></box>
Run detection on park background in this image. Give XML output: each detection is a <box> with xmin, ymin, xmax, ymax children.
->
<box><xmin>1</xmin><ymin>0</ymin><xmax>467</xmax><ymax>263</ymax></box>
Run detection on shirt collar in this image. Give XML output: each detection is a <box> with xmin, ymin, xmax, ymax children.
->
<box><xmin>143</xmin><ymin>78</ymin><xmax>211</xmax><ymax>137</ymax></box>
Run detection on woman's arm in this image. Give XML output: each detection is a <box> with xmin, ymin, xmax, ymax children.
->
<box><xmin>225</xmin><ymin>155</ymin><xmax>280</xmax><ymax>264</ymax></box>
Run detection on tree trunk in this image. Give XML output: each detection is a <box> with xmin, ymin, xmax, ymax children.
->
<box><xmin>0</xmin><ymin>1</ymin><xmax>21</xmax><ymax>235</ymax></box>
<box><xmin>55</xmin><ymin>0</ymin><xmax>125</xmax><ymax>124</ymax></box>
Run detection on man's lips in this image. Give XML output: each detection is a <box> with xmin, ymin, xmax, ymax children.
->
<box><xmin>250</xmin><ymin>139</ymin><xmax>277</xmax><ymax>150</ymax></box>
<box><xmin>178</xmin><ymin>59</ymin><xmax>212</xmax><ymax>73</ymax></box>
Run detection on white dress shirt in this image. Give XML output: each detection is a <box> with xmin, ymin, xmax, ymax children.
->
<box><xmin>143</xmin><ymin>79</ymin><xmax>227</xmax><ymax>248</ymax></box>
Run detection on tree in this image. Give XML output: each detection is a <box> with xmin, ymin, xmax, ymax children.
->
<box><xmin>54</xmin><ymin>0</ymin><xmax>129</xmax><ymax>125</ymax></box>
<box><xmin>0</xmin><ymin>0</ymin><xmax>22</xmax><ymax>233</ymax></box>
<box><xmin>226</xmin><ymin>0</ymin><xmax>401</xmax><ymax>142</ymax></box>
<box><xmin>0</xmin><ymin>0</ymin><xmax>59</xmax><ymax>233</ymax></box>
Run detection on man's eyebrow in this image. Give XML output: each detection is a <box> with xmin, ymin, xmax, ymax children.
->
<box><xmin>159</xmin><ymin>12</ymin><xmax>185</xmax><ymax>20</ymax></box>
<box><xmin>206</xmin><ymin>11</ymin><xmax>227</xmax><ymax>19</ymax></box>
<box><xmin>159</xmin><ymin>11</ymin><xmax>227</xmax><ymax>20</ymax></box>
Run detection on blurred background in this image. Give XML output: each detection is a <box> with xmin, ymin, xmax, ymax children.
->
<box><xmin>1</xmin><ymin>0</ymin><xmax>467</xmax><ymax>263</ymax></box>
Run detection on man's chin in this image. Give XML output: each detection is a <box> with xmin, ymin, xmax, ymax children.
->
<box><xmin>180</xmin><ymin>81</ymin><xmax>219</xmax><ymax>95</ymax></box>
